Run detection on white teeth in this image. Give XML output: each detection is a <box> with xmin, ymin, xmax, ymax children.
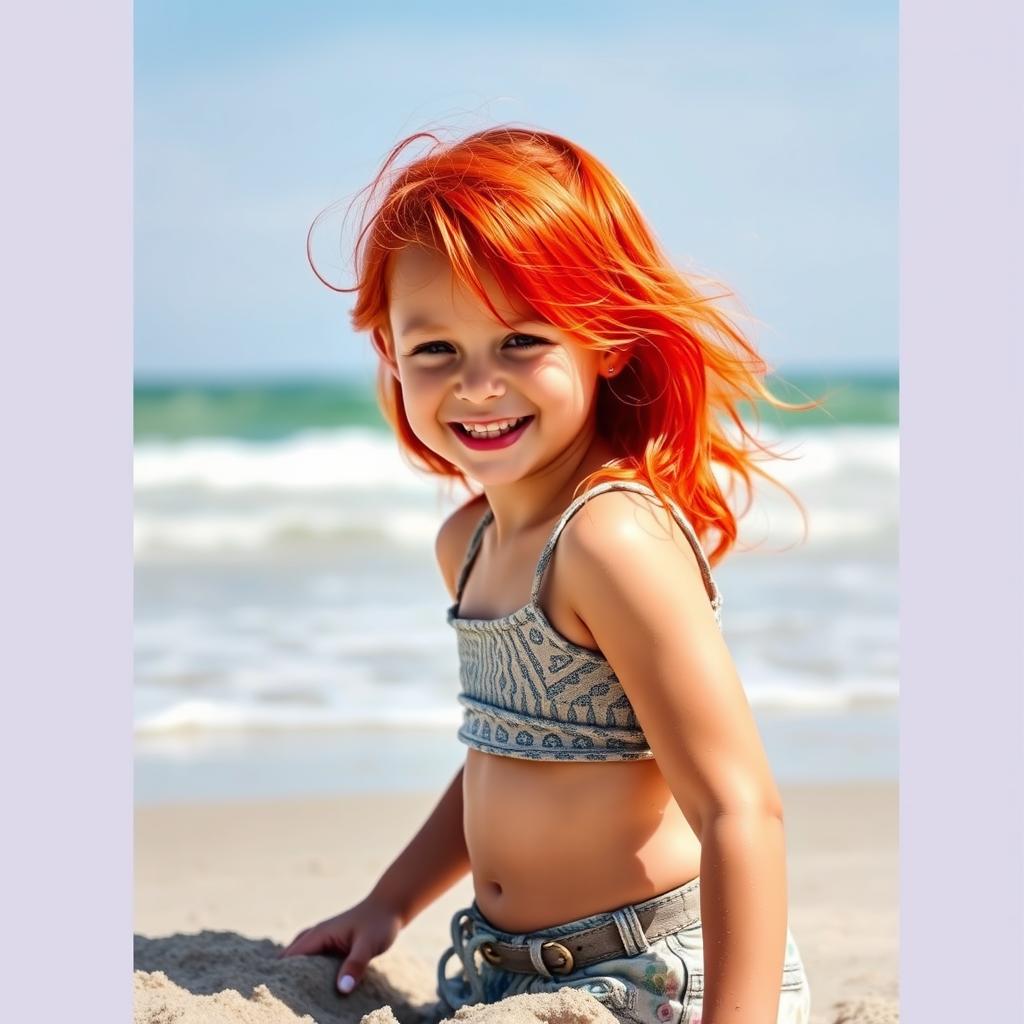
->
<box><xmin>460</xmin><ymin>417</ymin><xmax>525</xmax><ymax>438</ymax></box>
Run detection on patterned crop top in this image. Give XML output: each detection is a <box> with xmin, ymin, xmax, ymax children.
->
<box><xmin>446</xmin><ymin>480</ymin><xmax>723</xmax><ymax>762</ymax></box>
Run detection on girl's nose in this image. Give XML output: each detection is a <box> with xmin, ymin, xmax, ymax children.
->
<box><xmin>455</xmin><ymin>359</ymin><xmax>506</xmax><ymax>404</ymax></box>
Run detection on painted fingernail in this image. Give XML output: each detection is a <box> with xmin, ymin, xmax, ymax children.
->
<box><xmin>338</xmin><ymin>975</ymin><xmax>355</xmax><ymax>994</ymax></box>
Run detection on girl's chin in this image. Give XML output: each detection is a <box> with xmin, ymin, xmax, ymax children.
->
<box><xmin>413</xmin><ymin>436</ymin><xmax>529</xmax><ymax>483</ymax></box>
<box><xmin>458</xmin><ymin>463</ymin><xmax>530</xmax><ymax>487</ymax></box>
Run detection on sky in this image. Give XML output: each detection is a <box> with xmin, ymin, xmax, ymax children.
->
<box><xmin>134</xmin><ymin>1</ymin><xmax>897</xmax><ymax>380</ymax></box>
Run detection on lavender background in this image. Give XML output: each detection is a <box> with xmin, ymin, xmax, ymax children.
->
<box><xmin>1</xmin><ymin>2</ymin><xmax>1022</xmax><ymax>1021</ymax></box>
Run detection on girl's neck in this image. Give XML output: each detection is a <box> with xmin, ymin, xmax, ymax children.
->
<box><xmin>480</xmin><ymin>426</ymin><xmax>619</xmax><ymax>545</ymax></box>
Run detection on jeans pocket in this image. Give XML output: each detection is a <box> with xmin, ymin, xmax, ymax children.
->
<box><xmin>665</xmin><ymin>926</ymin><xmax>811</xmax><ymax>1024</ymax></box>
<box><xmin>663</xmin><ymin>930</ymin><xmax>702</xmax><ymax>1023</ymax></box>
<box><xmin>560</xmin><ymin>939</ymin><xmax>691</xmax><ymax>1024</ymax></box>
<box><xmin>560</xmin><ymin>975</ymin><xmax>638</xmax><ymax>1019</ymax></box>
<box><xmin>603</xmin><ymin>939</ymin><xmax>690</xmax><ymax>1024</ymax></box>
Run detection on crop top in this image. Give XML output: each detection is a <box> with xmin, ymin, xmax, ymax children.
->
<box><xmin>446</xmin><ymin>480</ymin><xmax>723</xmax><ymax>762</ymax></box>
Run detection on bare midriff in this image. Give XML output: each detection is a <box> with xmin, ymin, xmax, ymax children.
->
<box><xmin>454</xmin><ymin>449</ymin><xmax>704</xmax><ymax>934</ymax></box>
<box><xmin>462</xmin><ymin>747</ymin><xmax>702</xmax><ymax>934</ymax></box>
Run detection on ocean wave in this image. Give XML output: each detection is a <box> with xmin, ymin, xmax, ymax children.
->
<box><xmin>134</xmin><ymin>698</ymin><xmax>462</xmax><ymax>735</ymax></box>
<box><xmin>134</xmin><ymin>428</ymin><xmax>427</xmax><ymax>492</ymax></box>
<box><xmin>133</xmin><ymin>425</ymin><xmax>897</xmax><ymax>556</ymax></box>
<box><xmin>133</xmin><ymin>506</ymin><xmax>445</xmax><ymax>554</ymax></box>
<box><xmin>133</xmin><ymin>504</ymin><xmax>897</xmax><ymax>557</ymax></box>
<box><xmin>135</xmin><ymin>425</ymin><xmax>897</xmax><ymax>493</ymax></box>
<box><xmin>133</xmin><ymin>677</ymin><xmax>898</xmax><ymax>736</ymax></box>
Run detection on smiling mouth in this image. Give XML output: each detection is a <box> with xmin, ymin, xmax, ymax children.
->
<box><xmin>449</xmin><ymin>415</ymin><xmax>535</xmax><ymax>450</ymax></box>
<box><xmin>451</xmin><ymin>416</ymin><xmax>533</xmax><ymax>438</ymax></box>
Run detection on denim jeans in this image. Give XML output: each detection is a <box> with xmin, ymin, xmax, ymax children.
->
<box><xmin>435</xmin><ymin>877</ymin><xmax>811</xmax><ymax>1024</ymax></box>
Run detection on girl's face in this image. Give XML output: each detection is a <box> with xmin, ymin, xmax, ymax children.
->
<box><xmin>381</xmin><ymin>245</ymin><xmax>616</xmax><ymax>487</ymax></box>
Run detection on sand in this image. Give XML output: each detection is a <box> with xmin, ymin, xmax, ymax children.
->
<box><xmin>134</xmin><ymin>782</ymin><xmax>898</xmax><ymax>1024</ymax></box>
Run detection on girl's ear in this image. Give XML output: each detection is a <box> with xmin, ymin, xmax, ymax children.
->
<box><xmin>372</xmin><ymin>327</ymin><xmax>401</xmax><ymax>382</ymax></box>
<box><xmin>600</xmin><ymin>346</ymin><xmax>628</xmax><ymax>378</ymax></box>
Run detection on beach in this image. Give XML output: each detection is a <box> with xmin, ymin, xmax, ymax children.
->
<box><xmin>133</xmin><ymin>376</ymin><xmax>899</xmax><ymax>1023</ymax></box>
<box><xmin>134</xmin><ymin>781</ymin><xmax>897</xmax><ymax>1024</ymax></box>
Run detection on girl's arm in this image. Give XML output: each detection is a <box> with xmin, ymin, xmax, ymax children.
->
<box><xmin>368</xmin><ymin>764</ymin><xmax>471</xmax><ymax>925</ymax></box>
<box><xmin>562</xmin><ymin>491</ymin><xmax>788</xmax><ymax>1024</ymax></box>
<box><xmin>279</xmin><ymin>765</ymin><xmax>470</xmax><ymax>993</ymax></box>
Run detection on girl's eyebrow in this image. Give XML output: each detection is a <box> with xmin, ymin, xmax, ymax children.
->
<box><xmin>399</xmin><ymin>316</ymin><xmax>544</xmax><ymax>338</ymax></box>
<box><xmin>399</xmin><ymin>317</ymin><xmax>449</xmax><ymax>337</ymax></box>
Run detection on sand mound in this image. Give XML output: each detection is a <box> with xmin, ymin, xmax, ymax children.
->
<box><xmin>440</xmin><ymin>990</ymin><xmax>617</xmax><ymax>1024</ymax></box>
<box><xmin>134</xmin><ymin>930</ymin><xmax>898</xmax><ymax>1024</ymax></box>
<box><xmin>361</xmin><ymin>990</ymin><xmax>616</xmax><ymax>1024</ymax></box>
<box><xmin>135</xmin><ymin>970</ymin><xmax>317</xmax><ymax>1024</ymax></box>
<box><xmin>134</xmin><ymin>931</ymin><xmax>617</xmax><ymax>1024</ymax></box>
<box><xmin>134</xmin><ymin>931</ymin><xmax>432</xmax><ymax>1024</ymax></box>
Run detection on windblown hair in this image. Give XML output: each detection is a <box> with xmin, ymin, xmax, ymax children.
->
<box><xmin>311</xmin><ymin>126</ymin><xmax>810</xmax><ymax>564</ymax></box>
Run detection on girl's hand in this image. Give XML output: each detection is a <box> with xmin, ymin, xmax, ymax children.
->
<box><xmin>276</xmin><ymin>896</ymin><xmax>404</xmax><ymax>995</ymax></box>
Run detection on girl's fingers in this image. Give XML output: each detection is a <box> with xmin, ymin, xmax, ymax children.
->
<box><xmin>336</xmin><ymin>934</ymin><xmax>375</xmax><ymax>995</ymax></box>
<box><xmin>277</xmin><ymin>926</ymin><xmax>314</xmax><ymax>958</ymax></box>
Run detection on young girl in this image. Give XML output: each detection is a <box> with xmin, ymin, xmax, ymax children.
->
<box><xmin>279</xmin><ymin>127</ymin><xmax>812</xmax><ymax>1024</ymax></box>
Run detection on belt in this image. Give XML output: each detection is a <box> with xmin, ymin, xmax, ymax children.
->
<box><xmin>460</xmin><ymin>877</ymin><xmax>701</xmax><ymax>977</ymax></box>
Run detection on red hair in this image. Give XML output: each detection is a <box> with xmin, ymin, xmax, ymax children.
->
<box><xmin>311</xmin><ymin>126</ymin><xmax>811</xmax><ymax>564</ymax></box>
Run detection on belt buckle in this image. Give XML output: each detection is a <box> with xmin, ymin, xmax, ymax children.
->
<box><xmin>542</xmin><ymin>940</ymin><xmax>574</xmax><ymax>975</ymax></box>
<box><xmin>480</xmin><ymin>941</ymin><xmax>502</xmax><ymax>966</ymax></box>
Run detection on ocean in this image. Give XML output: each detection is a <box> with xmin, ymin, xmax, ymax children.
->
<box><xmin>133</xmin><ymin>371</ymin><xmax>898</xmax><ymax>804</ymax></box>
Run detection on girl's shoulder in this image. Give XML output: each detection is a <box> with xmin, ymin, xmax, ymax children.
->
<box><xmin>563</xmin><ymin>484</ymin><xmax>693</xmax><ymax>547</ymax></box>
<box><xmin>555</xmin><ymin>486</ymin><xmax>716</xmax><ymax>615</ymax></box>
<box><xmin>435</xmin><ymin>494</ymin><xmax>490</xmax><ymax>600</ymax></box>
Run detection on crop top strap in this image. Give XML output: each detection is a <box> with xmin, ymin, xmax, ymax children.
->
<box><xmin>455</xmin><ymin>503</ymin><xmax>495</xmax><ymax>601</ymax></box>
<box><xmin>529</xmin><ymin>480</ymin><xmax>722</xmax><ymax>614</ymax></box>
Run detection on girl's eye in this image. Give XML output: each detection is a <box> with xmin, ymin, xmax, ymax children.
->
<box><xmin>410</xmin><ymin>334</ymin><xmax>548</xmax><ymax>356</ymax></box>
<box><xmin>504</xmin><ymin>333</ymin><xmax>547</xmax><ymax>350</ymax></box>
<box><xmin>410</xmin><ymin>341</ymin><xmax>454</xmax><ymax>356</ymax></box>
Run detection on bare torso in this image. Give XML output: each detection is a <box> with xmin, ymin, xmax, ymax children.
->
<box><xmin>450</xmin><ymin>497</ymin><xmax>702</xmax><ymax>934</ymax></box>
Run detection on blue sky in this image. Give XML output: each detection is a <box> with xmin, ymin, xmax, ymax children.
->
<box><xmin>134</xmin><ymin>2</ymin><xmax>896</xmax><ymax>379</ymax></box>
